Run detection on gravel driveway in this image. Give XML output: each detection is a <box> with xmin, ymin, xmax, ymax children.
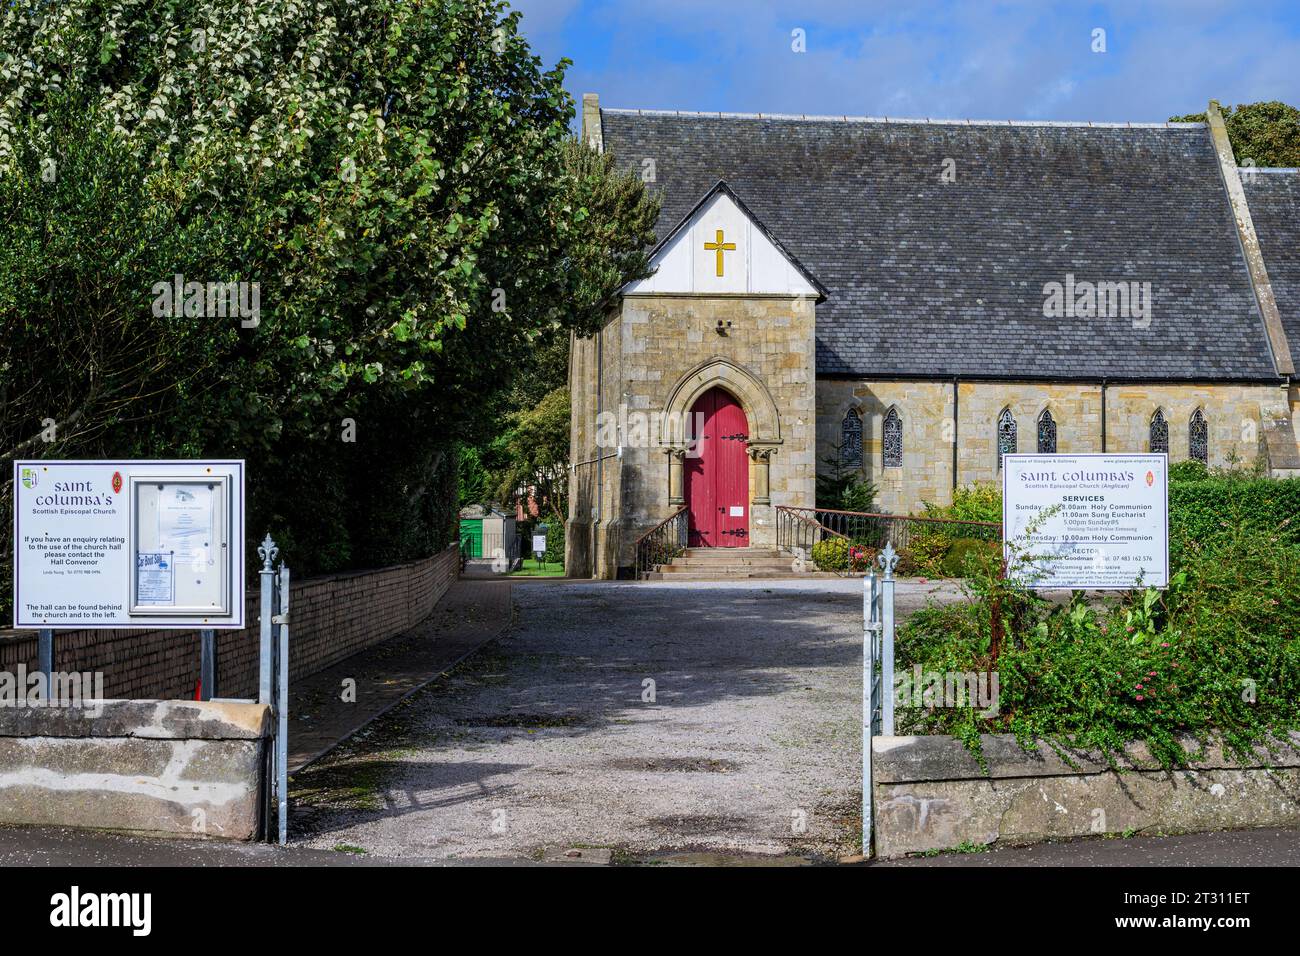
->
<box><xmin>292</xmin><ymin>577</ymin><xmax>963</xmax><ymax>862</ymax></box>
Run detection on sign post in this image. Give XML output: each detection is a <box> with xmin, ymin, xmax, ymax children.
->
<box><xmin>1002</xmin><ymin>453</ymin><xmax>1169</xmax><ymax>589</ymax></box>
<box><xmin>199</xmin><ymin>629</ymin><xmax>217</xmax><ymax>701</ymax></box>
<box><xmin>37</xmin><ymin>628</ymin><xmax>53</xmax><ymax>679</ymax></box>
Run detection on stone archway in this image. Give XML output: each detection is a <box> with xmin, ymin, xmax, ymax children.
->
<box><xmin>661</xmin><ymin>358</ymin><xmax>783</xmax><ymax>507</ymax></box>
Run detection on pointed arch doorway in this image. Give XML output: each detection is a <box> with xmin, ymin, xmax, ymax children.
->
<box><xmin>685</xmin><ymin>387</ymin><xmax>750</xmax><ymax>547</ymax></box>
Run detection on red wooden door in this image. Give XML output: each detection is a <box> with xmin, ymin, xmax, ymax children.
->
<box><xmin>685</xmin><ymin>388</ymin><xmax>750</xmax><ymax>547</ymax></box>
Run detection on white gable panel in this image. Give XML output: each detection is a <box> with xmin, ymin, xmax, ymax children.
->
<box><xmin>624</xmin><ymin>190</ymin><xmax>818</xmax><ymax>296</ymax></box>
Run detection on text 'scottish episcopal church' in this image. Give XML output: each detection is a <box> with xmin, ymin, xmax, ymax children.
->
<box><xmin>566</xmin><ymin>94</ymin><xmax>1300</xmax><ymax>579</ymax></box>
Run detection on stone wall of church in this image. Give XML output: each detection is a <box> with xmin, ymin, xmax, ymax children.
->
<box><xmin>568</xmin><ymin>294</ymin><xmax>818</xmax><ymax>577</ymax></box>
<box><xmin>817</xmin><ymin>380</ymin><xmax>1288</xmax><ymax>515</ymax></box>
<box><xmin>567</xmin><ymin>316</ymin><xmax>628</xmax><ymax>579</ymax></box>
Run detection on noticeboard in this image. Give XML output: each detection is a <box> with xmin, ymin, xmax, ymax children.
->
<box><xmin>13</xmin><ymin>460</ymin><xmax>245</xmax><ymax>629</ymax></box>
<box><xmin>1002</xmin><ymin>453</ymin><xmax>1169</xmax><ymax>590</ymax></box>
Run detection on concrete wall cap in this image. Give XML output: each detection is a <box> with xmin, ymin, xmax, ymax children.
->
<box><xmin>872</xmin><ymin>731</ymin><xmax>1300</xmax><ymax>783</ymax></box>
<box><xmin>0</xmin><ymin>699</ymin><xmax>272</xmax><ymax>740</ymax></box>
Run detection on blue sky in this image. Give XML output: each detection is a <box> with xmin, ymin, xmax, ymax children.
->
<box><xmin>510</xmin><ymin>0</ymin><xmax>1300</xmax><ymax>122</ymax></box>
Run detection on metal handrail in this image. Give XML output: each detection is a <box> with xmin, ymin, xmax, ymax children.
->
<box><xmin>634</xmin><ymin>505</ymin><xmax>688</xmax><ymax>579</ymax></box>
<box><xmin>777</xmin><ymin>505</ymin><xmax>1000</xmax><ymax>559</ymax></box>
<box><xmin>782</xmin><ymin>506</ymin><xmax>1000</xmax><ymax>529</ymax></box>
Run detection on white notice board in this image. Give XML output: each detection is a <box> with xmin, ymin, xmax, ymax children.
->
<box><xmin>13</xmin><ymin>460</ymin><xmax>245</xmax><ymax>628</ymax></box>
<box><xmin>1002</xmin><ymin>453</ymin><xmax>1168</xmax><ymax>590</ymax></box>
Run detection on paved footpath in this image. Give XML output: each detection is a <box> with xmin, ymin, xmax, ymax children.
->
<box><xmin>291</xmin><ymin>577</ymin><xmax>963</xmax><ymax>861</ymax></box>
<box><xmin>1</xmin><ymin>821</ymin><xmax>1296</xmax><ymax>866</ymax></box>
<box><xmin>288</xmin><ymin>574</ymin><xmax>512</xmax><ymax>771</ymax></box>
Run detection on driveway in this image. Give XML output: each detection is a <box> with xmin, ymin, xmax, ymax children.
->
<box><xmin>292</xmin><ymin>577</ymin><xmax>962</xmax><ymax>861</ymax></box>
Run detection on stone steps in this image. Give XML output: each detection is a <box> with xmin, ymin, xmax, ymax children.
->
<box><xmin>645</xmin><ymin>548</ymin><xmax>804</xmax><ymax>580</ymax></box>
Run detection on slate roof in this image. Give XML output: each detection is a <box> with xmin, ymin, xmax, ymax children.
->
<box><xmin>602</xmin><ymin>109</ymin><xmax>1284</xmax><ymax>381</ymax></box>
<box><xmin>1242</xmin><ymin>170</ymin><xmax>1300</xmax><ymax>369</ymax></box>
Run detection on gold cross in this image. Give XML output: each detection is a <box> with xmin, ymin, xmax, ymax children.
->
<box><xmin>703</xmin><ymin>229</ymin><xmax>736</xmax><ymax>277</ymax></box>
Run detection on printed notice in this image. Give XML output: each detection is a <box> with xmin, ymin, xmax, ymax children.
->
<box><xmin>158</xmin><ymin>484</ymin><xmax>214</xmax><ymax>571</ymax></box>
<box><xmin>1002</xmin><ymin>454</ymin><xmax>1169</xmax><ymax>590</ymax></box>
<box><xmin>136</xmin><ymin>551</ymin><xmax>175</xmax><ymax>605</ymax></box>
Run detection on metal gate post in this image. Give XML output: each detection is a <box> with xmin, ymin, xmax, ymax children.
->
<box><xmin>258</xmin><ymin>535</ymin><xmax>278</xmax><ymax>705</ymax></box>
<box><xmin>256</xmin><ymin>534</ymin><xmax>278</xmax><ymax>840</ymax></box>
<box><xmin>880</xmin><ymin>542</ymin><xmax>898</xmax><ymax>737</ymax></box>
<box><xmin>862</xmin><ymin>574</ymin><xmax>875</xmax><ymax>856</ymax></box>
<box><xmin>199</xmin><ymin>629</ymin><xmax>216</xmax><ymax>701</ymax></box>
<box><xmin>274</xmin><ymin>564</ymin><xmax>290</xmax><ymax>845</ymax></box>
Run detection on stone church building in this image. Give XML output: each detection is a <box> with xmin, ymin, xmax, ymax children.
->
<box><xmin>567</xmin><ymin>95</ymin><xmax>1300</xmax><ymax>579</ymax></box>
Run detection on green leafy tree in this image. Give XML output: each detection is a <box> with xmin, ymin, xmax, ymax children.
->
<box><xmin>0</xmin><ymin>0</ymin><xmax>658</xmax><ymax>615</ymax></box>
<box><xmin>1170</xmin><ymin>101</ymin><xmax>1300</xmax><ymax>167</ymax></box>
<box><xmin>492</xmin><ymin>386</ymin><xmax>570</xmax><ymax>525</ymax></box>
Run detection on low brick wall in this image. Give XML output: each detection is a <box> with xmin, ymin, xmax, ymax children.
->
<box><xmin>0</xmin><ymin>546</ymin><xmax>459</xmax><ymax>701</ymax></box>
<box><xmin>872</xmin><ymin>732</ymin><xmax>1300</xmax><ymax>858</ymax></box>
<box><xmin>0</xmin><ymin>700</ymin><xmax>271</xmax><ymax>840</ymax></box>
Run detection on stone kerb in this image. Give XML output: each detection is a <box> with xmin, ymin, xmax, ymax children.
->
<box><xmin>871</xmin><ymin>732</ymin><xmax>1300</xmax><ymax>858</ymax></box>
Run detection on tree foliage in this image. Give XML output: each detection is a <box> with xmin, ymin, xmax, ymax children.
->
<box><xmin>1170</xmin><ymin>100</ymin><xmax>1300</xmax><ymax>167</ymax></box>
<box><xmin>0</xmin><ymin>0</ymin><xmax>659</xmax><ymax>615</ymax></box>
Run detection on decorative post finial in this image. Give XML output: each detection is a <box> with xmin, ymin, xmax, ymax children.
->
<box><xmin>879</xmin><ymin>541</ymin><xmax>899</xmax><ymax>579</ymax></box>
<box><xmin>258</xmin><ymin>533</ymin><xmax>279</xmax><ymax>571</ymax></box>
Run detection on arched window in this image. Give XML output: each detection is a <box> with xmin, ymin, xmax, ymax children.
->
<box><xmin>882</xmin><ymin>407</ymin><xmax>903</xmax><ymax>467</ymax></box>
<box><xmin>1189</xmin><ymin>408</ymin><xmax>1208</xmax><ymax>464</ymax></box>
<box><xmin>840</xmin><ymin>407</ymin><xmax>863</xmax><ymax>468</ymax></box>
<box><xmin>1150</xmin><ymin>409</ymin><xmax>1169</xmax><ymax>454</ymax></box>
<box><xmin>1037</xmin><ymin>408</ymin><xmax>1057</xmax><ymax>453</ymax></box>
<box><xmin>997</xmin><ymin>408</ymin><xmax>1017</xmax><ymax>470</ymax></box>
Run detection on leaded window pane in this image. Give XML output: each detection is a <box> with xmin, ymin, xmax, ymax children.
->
<box><xmin>882</xmin><ymin>407</ymin><xmax>903</xmax><ymax>467</ymax></box>
<box><xmin>997</xmin><ymin>408</ymin><xmax>1017</xmax><ymax>470</ymax></box>
<box><xmin>1189</xmin><ymin>408</ymin><xmax>1208</xmax><ymax>464</ymax></box>
<box><xmin>1150</xmin><ymin>409</ymin><xmax>1169</xmax><ymax>454</ymax></box>
<box><xmin>840</xmin><ymin>408</ymin><xmax>863</xmax><ymax>468</ymax></box>
<box><xmin>1037</xmin><ymin>409</ymin><xmax>1057</xmax><ymax>453</ymax></box>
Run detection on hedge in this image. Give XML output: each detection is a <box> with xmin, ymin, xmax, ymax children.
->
<box><xmin>1169</xmin><ymin>476</ymin><xmax>1300</xmax><ymax>566</ymax></box>
<box><xmin>913</xmin><ymin>476</ymin><xmax>1300</xmax><ymax>576</ymax></box>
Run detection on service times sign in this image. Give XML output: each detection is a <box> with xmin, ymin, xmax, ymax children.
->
<box><xmin>1002</xmin><ymin>454</ymin><xmax>1168</xmax><ymax>590</ymax></box>
<box><xmin>13</xmin><ymin>460</ymin><xmax>245</xmax><ymax>628</ymax></box>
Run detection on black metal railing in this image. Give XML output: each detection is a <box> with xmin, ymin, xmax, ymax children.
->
<box><xmin>634</xmin><ymin>506</ymin><xmax>688</xmax><ymax>578</ymax></box>
<box><xmin>776</xmin><ymin>505</ymin><xmax>841</xmax><ymax>557</ymax></box>
<box><xmin>776</xmin><ymin>506</ymin><xmax>1000</xmax><ymax>556</ymax></box>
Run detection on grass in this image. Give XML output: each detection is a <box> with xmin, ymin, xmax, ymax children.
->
<box><xmin>509</xmin><ymin>560</ymin><xmax>565</xmax><ymax>577</ymax></box>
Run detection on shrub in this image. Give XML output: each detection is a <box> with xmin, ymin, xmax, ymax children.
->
<box><xmin>894</xmin><ymin>547</ymin><xmax>922</xmax><ymax>577</ymax></box>
<box><xmin>542</xmin><ymin>522</ymin><xmax>565</xmax><ymax>564</ymax></box>
<box><xmin>895</xmin><ymin>521</ymin><xmax>1300</xmax><ymax>769</ymax></box>
<box><xmin>849</xmin><ymin>542</ymin><xmax>878</xmax><ymax>573</ymax></box>
<box><xmin>1169</xmin><ymin>475</ymin><xmax>1300</xmax><ymax>554</ymax></box>
<box><xmin>811</xmin><ymin>537</ymin><xmax>849</xmax><ymax>572</ymax></box>
<box><xmin>1169</xmin><ymin>459</ymin><xmax>1211</xmax><ymax>482</ymax></box>
<box><xmin>939</xmin><ymin>538</ymin><xmax>999</xmax><ymax>578</ymax></box>
<box><xmin>907</xmin><ymin>527</ymin><xmax>951</xmax><ymax>576</ymax></box>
